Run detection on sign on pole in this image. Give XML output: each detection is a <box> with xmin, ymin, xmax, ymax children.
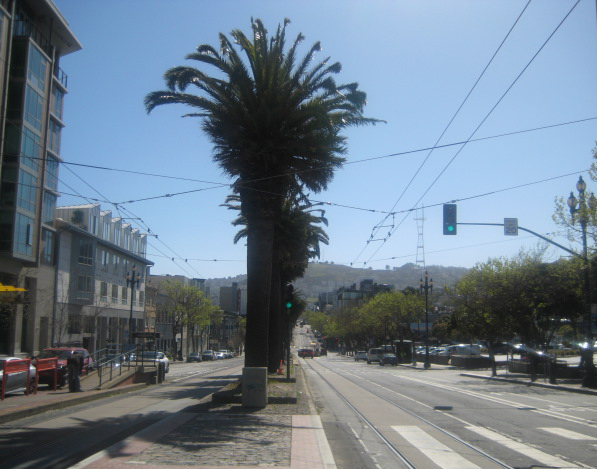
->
<box><xmin>504</xmin><ymin>218</ymin><xmax>518</xmax><ymax>236</ymax></box>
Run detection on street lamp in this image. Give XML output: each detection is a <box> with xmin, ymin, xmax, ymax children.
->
<box><xmin>420</xmin><ymin>270</ymin><xmax>433</xmax><ymax>370</ymax></box>
<box><xmin>567</xmin><ymin>175</ymin><xmax>596</xmax><ymax>388</ymax></box>
<box><xmin>126</xmin><ymin>264</ymin><xmax>141</xmax><ymax>346</ymax></box>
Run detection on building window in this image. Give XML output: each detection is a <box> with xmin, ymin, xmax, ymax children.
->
<box><xmin>76</xmin><ymin>275</ymin><xmax>93</xmax><ymax>300</ymax></box>
<box><xmin>16</xmin><ymin>169</ymin><xmax>37</xmax><ymax>214</ymax></box>
<box><xmin>68</xmin><ymin>313</ymin><xmax>81</xmax><ymax>334</ymax></box>
<box><xmin>132</xmin><ymin>290</ymin><xmax>136</xmax><ymax>307</ymax></box>
<box><xmin>21</xmin><ymin>128</ymin><xmax>41</xmax><ymax>172</ymax></box>
<box><xmin>52</xmin><ymin>86</ymin><xmax>64</xmax><ymax>120</ymax></box>
<box><xmin>100</xmin><ymin>281</ymin><xmax>108</xmax><ymax>301</ymax></box>
<box><xmin>103</xmin><ymin>222</ymin><xmax>110</xmax><ymax>241</ymax></box>
<box><xmin>123</xmin><ymin>231</ymin><xmax>130</xmax><ymax>250</ymax></box>
<box><xmin>100</xmin><ymin>249</ymin><xmax>109</xmax><ymax>268</ymax></box>
<box><xmin>111</xmin><ymin>284</ymin><xmax>118</xmax><ymax>303</ymax></box>
<box><xmin>24</xmin><ymin>85</ymin><xmax>43</xmax><ymax>131</ymax></box>
<box><xmin>43</xmin><ymin>191</ymin><xmax>56</xmax><ymax>225</ymax></box>
<box><xmin>91</xmin><ymin>215</ymin><xmax>98</xmax><ymax>235</ymax></box>
<box><xmin>14</xmin><ymin>213</ymin><xmax>33</xmax><ymax>255</ymax></box>
<box><xmin>48</xmin><ymin>119</ymin><xmax>61</xmax><ymax>155</ymax></box>
<box><xmin>121</xmin><ymin>286</ymin><xmax>127</xmax><ymax>305</ymax></box>
<box><xmin>27</xmin><ymin>44</ymin><xmax>47</xmax><ymax>93</ymax></box>
<box><xmin>113</xmin><ymin>254</ymin><xmax>119</xmax><ymax>272</ymax></box>
<box><xmin>45</xmin><ymin>155</ymin><xmax>58</xmax><ymax>191</ymax></box>
<box><xmin>114</xmin><ymin>228</ymin><xmax>121</xmax><ymax>246</ymax></box>
<box><xmin>78</xmin><ymin>240</ymin><xmax>93</xmax><ymax>265</ymax></box>
<box><xmin>139</xmin><ymin>291</ymin><xmax>145</xmax><ymax>307</ymax></box>
<box><xmin>41</xmin><ymin>229</ymin><xmax>53</xmax><ymax>264</ymax></box>
<box><xmin>83</xmin><ymin>316</ymin><xmax>95</xmax><ymax>334</ymax></box>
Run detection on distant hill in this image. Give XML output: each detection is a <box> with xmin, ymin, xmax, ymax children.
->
<box><xmin>205</xmin><ymin>262</ymin><xmax>468</xmax><ymax>302</ymax></box>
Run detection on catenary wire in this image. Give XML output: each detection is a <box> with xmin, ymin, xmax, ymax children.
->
<box><xmin>368</xmin><ymin>0</ymin><xmax>533</xmax><ymax>242</ymax></box>
<box><xmin>345</xmin><ymin>0</ymin><xmax>583</xmax><ymax>284</ymax></box>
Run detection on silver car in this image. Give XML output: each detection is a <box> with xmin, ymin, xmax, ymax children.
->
<box><xmin>0</xmin><ymin>357</ymin><xmax>36</xmax><ymax>396</ymax></box>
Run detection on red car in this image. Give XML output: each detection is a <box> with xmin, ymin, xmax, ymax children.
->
<box><xmin>35</xmin><ymin>348</ymin><xmax>94</xmax><ymax>388</ymax></box>
<box><xmin>298</xmin><ymin>348</ymin><xmax>314</xmax><ymax>358</ymax></box>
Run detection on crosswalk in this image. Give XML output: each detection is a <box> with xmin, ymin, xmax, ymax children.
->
<box><xmin>391</xmin><ymin>425</ymin><xmax>593</xmax><ymax>469</ymax></box>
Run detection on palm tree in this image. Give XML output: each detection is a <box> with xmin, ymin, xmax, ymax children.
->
<box><xmin>223</xmin><ymin>192</ymin><xmax>329</xmax><ymax>371</ymax></box>
<box><xmin>145</xmin><ymin>18</ymin><xmax>380</xmax><ymax>368</ymax></box>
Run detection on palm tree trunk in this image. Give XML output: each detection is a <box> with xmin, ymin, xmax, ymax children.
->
<box><xmin>244</xmin><ymin>213</ymin><xmax>274</xmax><ymax>368</ymax></box>
<box><xmin>268</xmin><ymin>261</ymin><xmax>282</xmax><ymax>373</ymax></box>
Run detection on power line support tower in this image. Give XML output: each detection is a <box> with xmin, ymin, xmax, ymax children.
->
<box><xmin>415</xmin><ymin>206</ymin><xmax>425</xmax><ymax>269</ymax></box>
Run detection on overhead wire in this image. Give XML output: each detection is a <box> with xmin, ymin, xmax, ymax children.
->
<box><xmin>343</xmin><ymin>0</ymin><xmax>582</xmax><ymax>284</ymax></box>
<box><xmin>367</xmin><ymin>0</ymin><xmax>533</xmax><ymax>243</ymax></box>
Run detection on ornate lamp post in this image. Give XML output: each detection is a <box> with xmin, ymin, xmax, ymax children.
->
<box><xmin>126</xmin><ymin>264</ymin><xmax>141</xmax><ymax>346</ymax></box>
<box><xmin>567</xmin><ymin>176</ymin><xmax>597</xmax><ymax>388</ymax></box>
<box><xmin>420</xmin><ymin>271</ymin><xmax>433</xmax><ymax>370</ymax></box>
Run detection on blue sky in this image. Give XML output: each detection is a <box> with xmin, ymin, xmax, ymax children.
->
<box><xmin>53</xmin><ymin>0</ymin><xmax>597</xmax><ymax>280</ymax></box>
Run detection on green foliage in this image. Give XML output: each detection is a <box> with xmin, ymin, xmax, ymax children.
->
<box><xmin>449</xmin><ymin>251</ymin><xmax>583</xmax><ymax>348</ymax></box>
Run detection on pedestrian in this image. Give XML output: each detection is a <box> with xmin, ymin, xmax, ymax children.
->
<box><xmin>67</xmin><ymin>352</ymin><xmax>83</xmax><ymax>392</ymax></box>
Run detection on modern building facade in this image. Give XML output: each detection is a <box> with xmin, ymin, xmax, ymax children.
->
<box><xmin>54</xmin><ymin>204</ymin><xmax>153</xmax><ymax>352</ymax></box>
<box><xmin>0</xmin><ymin>0</ymin><xmax>81</xmax><ymax>355</ymax></box>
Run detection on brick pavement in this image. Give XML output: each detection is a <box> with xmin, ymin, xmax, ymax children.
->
<box><xmin>70</xmin><ymin>366</ymin><xmax>336</xmax><ymax>469</ymax></box>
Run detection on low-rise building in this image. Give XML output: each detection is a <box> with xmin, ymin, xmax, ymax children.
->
<box><xmin>54</xmin><ymin>204</ymin><xmax>153</xmax><ymax>352</ymax></box>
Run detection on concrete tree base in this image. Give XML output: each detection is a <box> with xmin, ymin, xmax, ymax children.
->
<box><xmin>242</xmin><ymin>367</ymin><xmax>268</xmax><ymax>407</ymax></box>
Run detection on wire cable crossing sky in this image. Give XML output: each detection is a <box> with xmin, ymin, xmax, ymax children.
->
<box><xmin>53</xmin><ymin>0</ymin><xmax>597</xmax><ymax>279</ymax></box>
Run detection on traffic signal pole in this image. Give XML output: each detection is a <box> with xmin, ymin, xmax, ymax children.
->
<box><xmin>457</xmin><ymin>222</ymin><xmax>579</xmax><ymax>258</ymax></box>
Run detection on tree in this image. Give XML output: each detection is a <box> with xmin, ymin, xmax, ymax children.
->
<box><xmin>223</xmin><ymin>192</ymin><xmax>330</xmax><ymax>371</ymax></box>
<box><xmin>160</xmin><ymin>281</ymin><xmax>217</xmax><ymax>360</ymax></box>
<box><xmin>146</xmin><ymin>18</ymin><xmax>380</xmax><ymax>368</ymax></box>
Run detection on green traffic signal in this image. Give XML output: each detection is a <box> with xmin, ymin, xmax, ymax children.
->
<box><xmin>443</xmin><ymin>204</ymin><xmax>457</xmax><ymax>235</ymax></box>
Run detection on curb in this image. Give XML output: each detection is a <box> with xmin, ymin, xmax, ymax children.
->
<box><xmin>461</xmin><ymin>373</ymin><xmax>597</xmax><ymax>396</ymax></box>
<box><xmin>0</xmin><ymin>383</ymin><xmax>148</xmax><ymax>424</ymax></box>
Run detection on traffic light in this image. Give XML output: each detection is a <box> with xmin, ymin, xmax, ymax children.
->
<box><xmin>443</xmin><ymin>204</ymin><xmax>457</xmax><ymax>235</ymax></box>
<box><xmin>285</xmin><ymin>284</ymin><xmax>294</xmax><ymax>309</ymax></box>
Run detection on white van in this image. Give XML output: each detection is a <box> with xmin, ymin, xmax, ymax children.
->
<box><xmin>367</xmin><ymin>348</ymin><xmax>384</xmax><ymax>364</ymax></box>
<box><xmin>440</xmin><ymin>344</ymin><xmax>481</xmax><ymax>356</ymax></box>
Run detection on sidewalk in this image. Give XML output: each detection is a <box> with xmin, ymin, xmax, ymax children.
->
<box><xmin>0</xmin><ymin>363</ymin><xmax>337</xmax><ymax>469</ymax></box>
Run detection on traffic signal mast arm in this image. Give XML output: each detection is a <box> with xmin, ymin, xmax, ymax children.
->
<box><xmin>457</xmin><ymin>222</ymin><xmax>579</xmax><ymax>258</ymax></box>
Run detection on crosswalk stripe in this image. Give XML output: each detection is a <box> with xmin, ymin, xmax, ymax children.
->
<box><xmin>392</xmin><ymin>426</ymin><xmax>482</xmax><ymax>469</ymax></box>
<box><xmin>539</xmin><ymin>427</ymin><xmax>597</xmax><ymax>441</ymax></box>
<box><xmin>466</xmin><ymin>426</ymin><xmax>580</xmax><ymax>468</ymax></box>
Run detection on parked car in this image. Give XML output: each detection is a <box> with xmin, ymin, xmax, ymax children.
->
<box><xmin>298</xmin><ymin>348</ymin><xmax>314</xmax><ymax>358</ymax></box>
<box><xmin>187</xmin><ymin>352</ymin><xmax>201</xmax><ymax>362</ymax></box>
<box><xmin>379</xmin><ymin>353</ymin><xmax>398</xmax><ymax>366</ymax></box>
<box><xmin>0</xmin><ymin>357</ymin><xmax>36</xmax><ymax>395</ymax></box>
<box><xmin>219</xmin><ymin>350</ymin><xmax>233</xmax><ymax>359</ymax></box>
<box><xmin>137</xmin><ymin>351</ymin><xmax>170</xmax><ymax>373</ymax></box>
<box><xmin>35</xmin><ymin>348</ymin><xmax>93</xmax><ymax>387</ymax></box>
<box><xmin>438</xmin><ymin>344</ymin><xmax>481</xmax><ymax>357</ymax></box>
<box><xmin>215</xmin><ymin>351</ymin><xmax>225</xmax><ymax>359</ymax></box>
<box><xmin>354</xmin><ymin>351</ymin><xmax>368</xmax><ymax>362</ymax></box>
<box><xmin>201</xmin><ymin>350</ymin><xmax>215</xmax><ymax>361</ymax></box>
<box><xmin>367</xmin><ymin>348</ymin><xmax>384</xmax><ymax>364</ymax></box>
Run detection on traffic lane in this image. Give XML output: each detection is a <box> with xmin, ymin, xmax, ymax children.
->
<box><xmin>322</xmin><ymin>355</ymin><xmax>597</xmax><ymax>468</ymax></box>
<box><xmin>303</xmin><ymin>357</ymin><xmax>508</xmax><ymax>469</ymax></box>
<box><xmin>0</xmin><ymin>364</ymin><xmax>242</xmax><ymax>469</ymax></box>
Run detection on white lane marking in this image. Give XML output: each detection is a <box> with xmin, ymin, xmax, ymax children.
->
<box><xmin>392</xmin><ymin>425</ymin><xmax>482</xmax><ymax>469</ymax></box>
<box><xmin>466</xmin><ymin>426</ymin><xmax>580</xmax><ymax>468</ymax></box>
<box><xmin>539</xmin><ymin>427</ymin><xmax>597</xmax><ymax>440</ymax></box>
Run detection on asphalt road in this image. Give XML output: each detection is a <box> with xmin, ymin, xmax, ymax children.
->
<box><xmin>0</xmin><ymin>358</ymin><xmax>243</xmax><ymax>469</ymax></box>
<box><xmin>301</xmin><ymin>352</ymin><xmax>597</xmax><ymax>469</ymax></box>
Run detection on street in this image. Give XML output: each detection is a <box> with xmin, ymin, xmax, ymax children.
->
<box><xmin>0</xmin><ymin>358</ymin><xmax>243</xmax><ymax>469</ymax></box>
<box><xmin>299</xmin><ymin>344</ymin><xmax>597</xmax><ymax>468</ymax></box>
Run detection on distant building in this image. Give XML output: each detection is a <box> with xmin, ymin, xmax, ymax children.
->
<box><xmin>0</xmin><ymin>0</ymin><xmax>81</xmax><ymax>355</ymax></box>
<box><xmin>334</xmin><ymin>279</ymin><xmax>394</xmax><ymax>310</ymax></box>
<box><xmin>54</xmin><ymin>204</ymin><xmax>153</xmax><ymax>352</ymax></box>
